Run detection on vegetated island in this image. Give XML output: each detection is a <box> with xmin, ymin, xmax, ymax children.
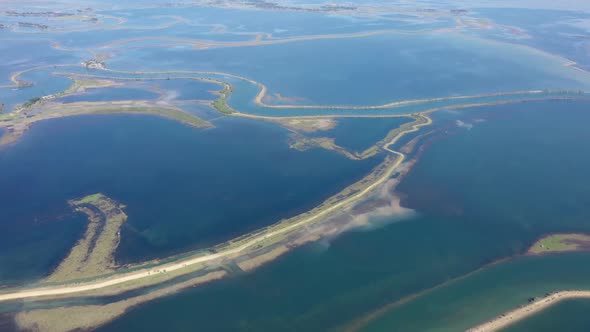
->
<box><xmin>528</xmin><ymin>233</ymin><xmax>590</xmax><ymax>255</ymax></box>
<box><xmin>15</xmin><ymin>193</ymin><xmax>228</xmax><ymax>332</ymax></box>
<box><xmin>0</xmin><ymin>79</ymin><xmax>211</xmax><ymax>147</ymax></box>
<box><xmin>465</xmin><ymin>234</ymin><xmax>590</xmax><ymax>331</ymax></box>
<box><xmin>45</xmin><ymin>194</ymin><xmax>127</xmax><ymax>283</ymax></box>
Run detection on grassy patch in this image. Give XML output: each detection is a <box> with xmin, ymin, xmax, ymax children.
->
<box><xmin>528</xmin><ymin>234</ymin><xmax>590</xmax><ymax>254</ymax></box>
<box><xmin>211</xmin><ymin>83</ymin><xmax>235</xmax><ymax>115</ymax></box>
<box><xmin>277</xmin><ymin>118</ymin><xmax>336</xmax><ymax>133</ymax></box>
<box><xmin>46</xmin><ymin>194</ymin><xmax>127</xmax><ymax>283</ymax></box>
<box><xmin>22</xmin><ymin>97</ymin><xmax>41</xmax><ymax>108</ymax></box>
<box><xmin>16</xmin><ymin>270</ymin><xmax>227</xmax><ymax>332</ymax></box>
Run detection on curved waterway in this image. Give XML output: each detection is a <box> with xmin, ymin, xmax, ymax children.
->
<box><xmin>93</xmin><ymin>100</ymin><xmax>590</xmax><ymax>332</ymax></box>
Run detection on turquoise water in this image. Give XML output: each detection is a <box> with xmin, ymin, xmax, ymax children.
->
<box><xmin>97</xmin><ymin>101</ymin><xmax>590</xmax><ymax>331</ymax></box>
<box><xmin>504</xmin><ymin>298</ymin><xmax>590</xmax><ymax>332</ymax></box>
<box><xmin>361</xmin><ymin>253</ymin><xmax>590</xmax><ymax>332</ymax></box>
<box><xmin>0</xmin><ymin>115</ymin><xmax>381</xmax><ymax>282</ymax></box>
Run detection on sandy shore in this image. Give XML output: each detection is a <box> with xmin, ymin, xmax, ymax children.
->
<box><xmin>467</xmin><ymin>290</ymin><xmax>590</xmax><ymax>332</ymax></box>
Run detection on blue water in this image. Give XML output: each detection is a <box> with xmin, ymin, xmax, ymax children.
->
<box><xmin>308</xmin><ymin>117</ymin><xmax>413</xmax><ymax>151</ymax></box>
<box><xmin>109</xmin><ymin>33</ymin><xmax>590</xmax><ymax>106</ymax></box>
<box><xmin>505</xmin><ymin>298</ymin><xmax>590</xmax><ymax>332</ymax></box>
<box><xmin>0</xmin><ymin>114</ymin><xmax>381</xmax><ymax>283</ymax></box>
<box><xmin>58</xmin><ymin>87</ymin><xmax>157</xmax><ymax>103</ymax></box>
<box><xmin>149</xmin><ymin>79</ymin><xmax>218</xmax><ymax>100</ymax></box>
<box><xmin>96</xmin><ymin>100</ymin><xmax>590</xmax><ymax>332</ymax></box>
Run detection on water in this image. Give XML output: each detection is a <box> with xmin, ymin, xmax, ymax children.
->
<box><xmin>473</xmin><ymin>8</ymin><xmax>590</xmax><ymax>69</ymax></box>
<box><xmin>148</xmin><ymin>79</ymin><xmax>218</xmax><ymax>101</ymax></box>
<box><xmin>361</xmin><ymin>253</ymin><xmax>590</xmax><ymax>332</ymax></box>
<box><xmin>98</xmin><ymin>101</ymin><xmax>590</xmax><ymax>331</ymax></box>
<box><xmin>308</xmin><ymin>117</ymin><xmax>413</xmax><ymax>151</ymax></box>
<box><xmin>110</xmin><ymin>33</ymin><xmax>590</xmax><ymax>106</ymax></box>
<box><xmin>3</xmin><ymin>4</ymin><xmax>590</xmax><ymax>330</ymax></box>
<box><xmin>504</xmin><ymin>298</ymin><xmax>590</xmax><ymax>332</ymax></box>
<box><xmin>0</xmin><ymin>114</ymin><xmax>381</xmax><ymax>282</ymax></box>
<box><xmin>360</xmin><ymin>100</ymin><xmax>590</xmax><ymax>330</ymax></box>
<box><xmin>57</xmin><ymin>87</ymin><xmax>157</xmax><ymax>103</ymax></box>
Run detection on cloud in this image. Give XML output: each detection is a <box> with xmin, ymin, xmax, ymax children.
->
<box><xmin>456</xmin><ymin>120</ymin><xmax>473</xmax><ymax>130</ymax></box>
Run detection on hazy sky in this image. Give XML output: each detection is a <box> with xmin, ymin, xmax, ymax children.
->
<box><xmin>448</xmin><ymin>0</ymin><xmax>590</xmax><ymax>11</ymax></box>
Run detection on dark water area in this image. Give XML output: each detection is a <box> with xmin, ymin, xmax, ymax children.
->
<box><xmin>309</xmin><ymin>117</ymin><xmax>413</xmax><ymax>152</ymax></box>
<box><xmin>0</xmin><ymin>115</ymin><xmax>380</xmax><ymax>282</ymax></box>
<box><xmin>0</xmin><ymin>313</ymin><xmax>17</xmax><ymax>332</ymax></box>
<box><xmin>398</xmin><ymin>100</ymin><xmax>590</xmax><ymax>233</ymax></box>
<box><xmin>360</xmin><ymin>100</ymin><xmax>590</xmax><ymax>330</ymax></box>
<box><xmin>0</xmin><ymin>212</ymin><xmax>87</xmax><ymax>285</ymax></box>
<box><xmin>504</xmin><ymin>298</ymin><xmax>590</xmax><ymax>332</ymax></box>
<box><xmin>58</xmin><ymin>87</ymin><xmax>158</xmax><ymax>103</ymax></box>
<box><xmin>98</xmin><ymin>100</ymin><xmax>590</xmax><ymax>331</ymax></box>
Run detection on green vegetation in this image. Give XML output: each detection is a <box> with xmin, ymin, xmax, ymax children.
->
<box><xmin>289</xmin><ymin>135</ymin><xmax>379</xmax><ymax>160</ymax></box>
<box><xmin>212</xmin><ymin>83</ymin><xmax>235</xmax><ymax>114</ymax></box>
<box><xmin>528</xmin><ymin>234</ymin><xmax>590</xmax><ymax>254</ymax></box>
<box><xmin>22</xmin><ymin>97</ymin><xmax>41</xmax><ymax>108</ymax></box>
<box><xmin>63</xmin><ymin>78</ymin><xmax>119</xmax><ymax>94</ymax></box>
<box><xmin>45</xmin><ymin>193</ymin><xmax>127</xmax><ymax>283</ymax></box>
<box><xmin>0</xmin><ymin>100</ymin><xmax>211</xmax><ymax>147</ymax></box>
<box><xmin>76</xmin><ymin>193</ymin><xmax>104</xmax><ymax>205</ymax></box>
<box><xmin>16</xmin><ymin>270</ymin><xmax>227</xmax><ymax>332</ymax></box>
<box><xmin>77</xmin><ymin>105</ymin><xmax>211</xmax><ymax>128</ymax></box>
<box><xmin>276</xmin><ymin>118</ymin><xmax>336</xmax><ymax>132</ymax></box>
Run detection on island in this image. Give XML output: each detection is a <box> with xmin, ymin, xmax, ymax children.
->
<box><xmin>528</xmin><ymin>234</ymin><xmax>590</xmax><ymax>255</ymax></box>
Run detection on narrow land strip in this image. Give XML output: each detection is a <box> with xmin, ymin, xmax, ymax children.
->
<box><xmin>467</xmin><ymin>291</ymin><xmax>590</xmax><ymax>332</ymax></box>
<box><xmin>45</xmin><ymin>194</ymin><xmax>127</xmax><ymax>283</ymax></box>
<box><xmin>0</xmin><ymin>111</ymin><xmax>430</xmax><ymax>303</ymax></box>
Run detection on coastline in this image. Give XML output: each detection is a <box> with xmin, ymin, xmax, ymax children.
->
<box><xmin>1</xmin><ymin>70</ymin><xmax>589</xmax><ymax>303</ymax></box>
<box><xmin>467</xmin><ymin>291</ymin><xmax>590</xmax><ymax>332</ymax></box>
<box><xmin>0</xmin><ymin>113</ymin><xmax>430</xmax><ymax>303</ymax></box>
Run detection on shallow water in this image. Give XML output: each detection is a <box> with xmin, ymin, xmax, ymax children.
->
<box><xmin>308</xmin><ymin>117</ymin><xmax>413</xmax><ymax>151</ymax></box>
<box><xmin>109</xmin><ymin>33</ymin><xmax>590</xmax><ymax>106</ymax></box>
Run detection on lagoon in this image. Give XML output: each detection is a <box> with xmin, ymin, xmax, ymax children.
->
<box><xmin>0</xmin><ymin>114</ymin><xmax>381</xmax><ymax>283</ymax></box>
